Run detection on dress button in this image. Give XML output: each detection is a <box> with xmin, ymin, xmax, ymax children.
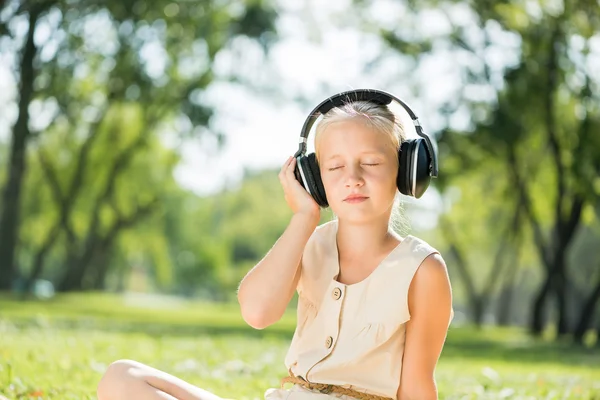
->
<box><xmin>332</xmin><ymin>287</ymin><xmax>342</xmax><ymax>300</ymax></box>
<box><xmin>325</xmin><ymin>336</ymin><xmax>333</xmax><ymax>349</ymax></box>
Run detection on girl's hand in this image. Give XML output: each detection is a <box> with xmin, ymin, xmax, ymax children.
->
<box><xmin>279</xmin><ymin>156</ymin><xmax>321</xmax><ymax>221</ymax></box>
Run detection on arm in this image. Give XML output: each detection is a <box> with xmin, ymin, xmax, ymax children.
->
<box><xmin>237</xmin><ymin>156</ymin><xmax>321</xmax><ymax>330</ymax></box>
<box><xmin>237</xmin><ymin>212</ymin><xmax>318</xmax><ymax>330</ymax></box>
<box><xmin>397</xmin><ymin>253</ymin><xmax>453</xmax><ymax>400</ymax></box>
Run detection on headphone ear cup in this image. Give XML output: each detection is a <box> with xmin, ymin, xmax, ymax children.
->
<box><xmin>306</xmin><ymin>153</ymin><xmax>328</xmax><ymax>207</ymax></box>
<box><xmin>293</xmin><ymin>157</ymin><xmax>307</xmax><ymax>189</ymax></box>
<box><xmin>294</xmin><ymin>154</ymin><xmax>328</xmax><ymax>207</ymax></box>
<box><xmin>397</xmin><ymin>139</ymin><xmax>432</xmax><ymax>198</ymax></box>
<box><xmin>397</xmin><ymin>140</ymin><xmax>413</xmax><ymax>196</ymax></box>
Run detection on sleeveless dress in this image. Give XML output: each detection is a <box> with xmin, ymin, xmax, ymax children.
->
<box><xmin>264</xmin><ymin>220</ymin><xmax>442</xmax><ymax>400</ymax></box>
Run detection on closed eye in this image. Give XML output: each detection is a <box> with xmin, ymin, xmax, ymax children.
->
<box><xmin>328</xmin><ymin>163</ymin><xmax>379</xmax><ymax>171</ymax></box>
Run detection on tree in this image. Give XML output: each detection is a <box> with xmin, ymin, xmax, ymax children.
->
<box><xmin>0</xmin><ymin>0</ymin><xmax>278</xmax><ymax>291</ymax></box>
<box><xmin>357</xmin><ymin>0</ymin><xmax>600</xmax><ymax>336</ymax></box>
<box><xmin>0</xmin><ymin>0</ymin><xmax>54</xmax><ymax>290</ymax></box>
<box><xmin>460</xmin><ymin>0</ymin><xmax>600</xmax><ymax>337</ymax></box>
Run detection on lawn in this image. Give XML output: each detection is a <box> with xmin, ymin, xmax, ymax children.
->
<box><xmin>0</xmin><ymin>293</ymin><xmax>598</xmax><ymax>400</ymax></box>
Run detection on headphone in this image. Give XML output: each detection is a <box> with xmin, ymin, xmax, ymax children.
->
<box><xmin>293</xmin><ymin>89</ymin><xmax>438</xmax><ymax>207</ymax></box>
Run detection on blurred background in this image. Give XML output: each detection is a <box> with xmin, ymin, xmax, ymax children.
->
<box><xmin>0</xmin><ymin>0</ymin><xmax>599</xmax><ymax>399</ymax></box>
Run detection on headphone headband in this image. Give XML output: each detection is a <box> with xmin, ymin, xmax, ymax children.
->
<box><xmin>294</xmin><ymin>89</ymin><xmax>438</xmax><ymax>177</ymax></box>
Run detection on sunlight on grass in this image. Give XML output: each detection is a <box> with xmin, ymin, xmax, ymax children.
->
<box><xmin>1</xmin><ymin>293</ymin><xmax>599</xmax><ymax>399</ymax></box>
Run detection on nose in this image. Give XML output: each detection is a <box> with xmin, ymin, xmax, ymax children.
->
<box><xmin>344</xmin><ymin>166</ymin><xmax>364</xmax><ymax>187</ymax></box>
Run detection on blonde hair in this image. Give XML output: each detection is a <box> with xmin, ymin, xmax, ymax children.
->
<box><xmin>314</xmin><ymin>101</ymin><xmax>410</xmax><ymax>235</ymax></box>
<box><xmin>314</xmin><ymin>101</ymin><xmax>405</xmax><ymax>162</ymax></box>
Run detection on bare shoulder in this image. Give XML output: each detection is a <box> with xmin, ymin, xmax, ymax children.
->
<box><xmin>409</xmin><ymin>252</ymin><xmax>452</xmax><ymax>311</ymax></box>
<box><xmin>416</xmin><ymin>253</ymin><xmax>449</xmax><ymax>280</ymax></box>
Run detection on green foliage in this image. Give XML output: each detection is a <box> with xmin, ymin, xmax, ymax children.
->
<box><xmin>355</xmin><ymin>0</ymin><xmax>600</xmax><ymax>329</ymax></box>
<box><xmin>1</xmin><ymin>0</ymin><xmax>279</xmax><ymax>292</ymax></box>
<box><xmin>155</xmin><ymin>169</ymin><xmax>296</xmax><ymax>298</ymax></box>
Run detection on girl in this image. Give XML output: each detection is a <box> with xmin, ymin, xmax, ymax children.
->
<box><xmin>96</xmin><ymin>92</ymin><xmax>453</xmax><ymax>400</ymax></box>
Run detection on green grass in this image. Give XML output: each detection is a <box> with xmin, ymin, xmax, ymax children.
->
<box><xmin>0</xmin><ymin>292</ymin><xmax>599</xmax><ymax>400</ymax></box>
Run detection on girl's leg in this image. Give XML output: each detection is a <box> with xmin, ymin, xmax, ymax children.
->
<box><xmin>97</xmin><ymin>359</ymin><xmax>227</xmax><ymax>400</ymax></box>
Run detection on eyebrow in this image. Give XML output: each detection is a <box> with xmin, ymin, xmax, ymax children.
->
<box><xmin>324</xmin><ymin>151</ymin><xmax>385</xmax><ymax>161</ymax></box>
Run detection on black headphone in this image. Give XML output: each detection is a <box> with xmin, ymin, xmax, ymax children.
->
<box><xmin>293</xmin><ymin>89</ymin><xmax>438</xmax><ymax>207</ymax></box>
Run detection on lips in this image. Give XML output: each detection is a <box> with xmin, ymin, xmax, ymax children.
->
<box><xmin>344</xmin><ymin>194</ymin><xmax>369</xmax><ymax>201</ymax></box>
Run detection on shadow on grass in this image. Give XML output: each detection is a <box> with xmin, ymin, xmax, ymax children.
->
<box><xmin>3</xmin><ymin>316</ymin><xmax>599</xmax><ymax>370</ymax></box>
<box><xmin>1</xmin><ymin>293</ymin><xmax>599</xmax><ymax>371</ymax></box>
<box><xmin>2</xmin><ymin>315</ymin><xmax>296</xmax><ymax>340</ymax></box>
<box><xmin>443</xmin><ymin>327</ymin><xmax>600</xmax><ymax>368</ymax></box>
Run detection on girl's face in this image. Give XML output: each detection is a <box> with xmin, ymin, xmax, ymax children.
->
<box><xmin>318</xmin><ymin>119</ymin><xmax>399</xmax><ymax>223</ymax></box>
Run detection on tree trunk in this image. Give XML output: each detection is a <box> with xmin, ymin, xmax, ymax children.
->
<box><xmin>0</xmin><ymin>8</ymin><xmax>40</xmax><ymax>290</ymax></box>
<box><xmin>58</xmin><ymin>199</ymin><xmax>158</xmax><ymax>291</ymax></box>
<box><xmin>25</xmin><ymin>225</ymin><xmax>62</xmax><ymax>291</ymax></box>
<box><xmin>472</xmin><ymin>296</ymin><xmax>486</xmax><ymax>327</ymax></box>
<box><xmin>496</xmin><ymin>282</ymin><xmax>514</xmax><ymax>326</ymax></box>
<box><xmin>58</xmin><ymin>257</ymin><xmax>84</xmax><ymax>292</ymax></box>
<box><xmin>554</xmin><ymin>268</ymin><xmax>570</xmax><ymax>336</ymax></box>
<box><xmin>596</xmin><ymin>317</ymin><xmax>600</xmax><ymax>348</ymax></box>
<box><xmin>530</xmin><ymin>262</ymin><xmax>570</xmax><ymax>337</ymax></box>
<box><xmin>530</xmin><ymin>271</ymin><xmax>552</xmax><ymax>336</ymax></box>
<box><xmin>496</xmin><ymin>253</ymin><xmax>520</xmax><ymax>326</ymax></box>
<box><xmin>92</xmin><ymin>248</ymin><xmax>112</xmax><ymax>290</ymax></box>
<box><xmin>58</xmin><ymin>239</ymin><xmax>97</xmax><ymax>292</ymax></box>
<box><xmin>573</xmin><ymin>272</ymin><xmax>600</xmax><ymax>345</ymax></box>
<box><xmin>27</xmin><ymin>118</ymin><xmax>107</xmax><ymax>288</ymax></box>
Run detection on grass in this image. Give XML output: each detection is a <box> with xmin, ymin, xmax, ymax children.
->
<box><xmin>0</xmin><ymin>292</ymin><xmax>599</xmax><ymax>400</ymax></box>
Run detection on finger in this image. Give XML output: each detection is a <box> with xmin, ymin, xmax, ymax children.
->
<box><xmin>287</xmin><ymin>157</ymin><xmax>297</xmax><ymax>171</ymax></box>
<box><xmin>280</xmin><ymin>158</ymin><xmax>290</xmax><ymax>173</ymax></box>
<box><xmin>286</xmin><ymin>158</ymin><xmax>297</xmax><ymax>180</ymax></box>
<box><xmin>279</xmin><ymin>157</ymin><xmax>292</xmax><ymax>178</ymax></box>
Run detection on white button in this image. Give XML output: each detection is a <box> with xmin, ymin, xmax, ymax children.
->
<box><xmin>332</xmin><ymin>287</ymin><xmax>342</xmax><ymax>300</ymax></box>
<box><xmin>325</xmin><ymin>336</ymin><xmax>333</xmax><ymax>348</ymax></box>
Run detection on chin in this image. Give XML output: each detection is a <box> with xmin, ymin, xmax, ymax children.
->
<box><xmin>333</xmin><ymin>200</ymin><xmax>394</xmax><ymax>223</ymax></box>
<box><xmin>332</xmin><ymin>206</ymin><xmax>379</xmax><ymax>224</ymax></box>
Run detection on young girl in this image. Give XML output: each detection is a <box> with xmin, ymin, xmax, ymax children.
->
<box><xmin>96</xmin><ymin>92</ymin><xmax>453</xmax><ymax>400</ymax></box>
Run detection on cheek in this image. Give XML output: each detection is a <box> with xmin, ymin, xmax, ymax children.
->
<box><xmin>368</xmin><ymin>166</ymin><xmax>396</xmax><ymax>184</ymax></box>
<box><xmin>369</xmin><ymin>168</ymin><xmax>399</xmax><ymax>197</ymax></box>
<box><xmin>321</xmin><ymin>173</ymin><xmax>341</xmax><ymax>195</ymax></box>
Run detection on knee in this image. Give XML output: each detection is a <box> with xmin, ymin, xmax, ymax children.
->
<box><xmin>97</xmin><ymin>359</ymin><xmax>145</xmax><ymax>400</ymax></box>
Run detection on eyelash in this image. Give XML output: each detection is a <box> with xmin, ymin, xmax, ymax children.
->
<box><xmin>328</xmin><ymin>163</ymin><xmax>379</xmax><ymax>171</ymax></box>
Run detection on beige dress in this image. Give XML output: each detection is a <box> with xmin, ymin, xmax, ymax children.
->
<box><xmin>264</xmin><ymin>220</ymin><xmax>441</xmax><ymax>400</ymax></box>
